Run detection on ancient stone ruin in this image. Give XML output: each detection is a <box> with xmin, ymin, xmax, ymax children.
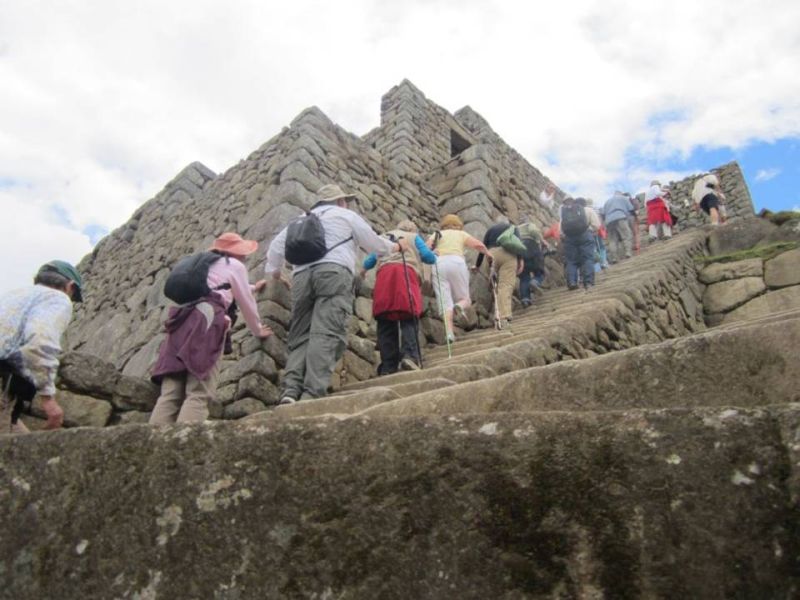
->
<box><xmin>2</xmin><ymin>80</ymin><xmax>799</xmax><ymax>598</ymax></box>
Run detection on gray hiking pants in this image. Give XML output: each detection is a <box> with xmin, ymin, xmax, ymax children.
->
<box><xmin>606</xmin><ymin>218</ymin><xmax>633</xmax><ymax>263</ymax></box>
<box><xmin>283</xmin><ymin>263</ymin><xmax>354</xmax><ymax>400</ymax></box>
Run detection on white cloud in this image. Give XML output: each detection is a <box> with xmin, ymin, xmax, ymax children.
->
<box><xmin>1</xmin><ymin>0</ymin><xmax>800</xmax><ymax>292</ymax></box>
<box><xmin>755</xmin><ymin>168</ymin><xmax>781</xmax><ymax>182</ymax></box>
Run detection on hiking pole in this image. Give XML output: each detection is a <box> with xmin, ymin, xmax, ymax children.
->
<box><xmin>489</xmin><ymin>265</ymin><xmax>502</xmax><ymax>330</ymax></box>
<box><xmin>434</xmin><ymin>263</ymin><xmax>453</xmax><ymax>359</ymax></box>
<box><xmin>398</xmin><ymin>239</ymin><xmax>424</xmax><ymax>369</ymax></box>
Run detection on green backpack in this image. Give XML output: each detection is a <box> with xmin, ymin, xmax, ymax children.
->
<box><xmin>517</xmin><ymin>222</ymin><xmax>542</xmax><ymax>243</ymax></box>
<box><xmin>496</xmin><ymin>226</ymin><xmax>527</xmax><ymax>256</ymax></box>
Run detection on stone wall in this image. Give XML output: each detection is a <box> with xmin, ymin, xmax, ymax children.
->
<box><xmin>665</xmin><ymin>161</ymin><xmax>754</xmax><ymax>229</ymax></box>
<box><xmin>700</xmin><ymin>245</ymin><xmax>800</xmax><ymax>325</ymax></box>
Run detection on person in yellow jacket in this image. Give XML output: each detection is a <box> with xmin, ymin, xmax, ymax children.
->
<box><xmin>427</xmin><ymin>214</ymin><xmax>491</xmax><ymax>343</ymax></box>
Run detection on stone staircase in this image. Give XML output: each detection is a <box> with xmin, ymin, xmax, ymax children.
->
<box><xmin>2</xmin><ymin>227</ymin><xmax>798</xmax><ymax>599</ymax></box>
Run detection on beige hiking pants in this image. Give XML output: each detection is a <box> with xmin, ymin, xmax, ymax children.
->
<box><xmin>489</xmin><ymin>247</ymin><xmax>518</xmax><ymax>320</ymax></box>
<box><xmin>149</xmin><ymin>363</ymin><xmax>220</xmax><ymax>425</ymax></box>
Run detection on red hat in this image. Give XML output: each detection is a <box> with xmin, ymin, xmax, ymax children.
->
<box><xmin>209</xmin><ymin>232</ymin><xmax>258</xmax><ymax>256</ymax></box>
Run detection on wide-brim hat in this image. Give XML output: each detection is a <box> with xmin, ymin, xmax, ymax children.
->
<box><xmin>209</xmin><ymin>232</ymin><xmax>258</xmax><ymax>256</ymax></box>
<box><xmin>317</xmin><ymin>183</ymin><xmax>357</xmax><ymax>203</ymax></box>
<box><xmin>39</xmin><ymin>260</ymin><xmax>83</xmax><ymax>302</ymax></box>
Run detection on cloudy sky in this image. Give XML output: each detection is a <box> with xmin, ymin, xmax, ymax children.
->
<box><xmin>2</xmin><ymin>0</ymin><xmax>799</xmax><ymax>294</ymax></box>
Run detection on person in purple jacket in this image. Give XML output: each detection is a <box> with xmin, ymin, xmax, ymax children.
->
<box><xmin>149</xmin><ymin>233</ymin><xmax>272</xmax><ymax>424</ymax></box>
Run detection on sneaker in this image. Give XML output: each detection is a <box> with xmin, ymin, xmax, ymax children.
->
<box><xmin>400</xmin><ymin>357</ymin><xmax>421</xmax><ymax>371</ymax></box>
<box><xmin>278</xmin><ymin>396</ymin><xmax>297</xmax><ymax>405</ymax></box>
<box><xmin>568</xmin><ymin>283</ymin><xmax>579</xmax><ymax>291</ymax></box>
<box><xmin>446</xmin><ymin>333</ymin><xmax>455</xmax><ymax>344</ymax></box>
<box><xmin>453</xmin><ymin>304</ymin><xmax>466</xmax><ymax>319</ymax></box>
<box><xmin>521</xmin><ymin>299</ymin><xmax>532</xmax><ymax>308</ymax></box>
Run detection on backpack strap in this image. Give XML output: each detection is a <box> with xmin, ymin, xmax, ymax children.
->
<box><xmin>314</xmin><ymin>206</ymin><xmax>354</xmax><ymax>253</ymax></box>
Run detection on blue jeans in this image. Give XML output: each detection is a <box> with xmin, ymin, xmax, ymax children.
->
<box><xmin>564</xmin><ymin>231</ymin><xmax>596</xmax><ymax>287</ymax></box>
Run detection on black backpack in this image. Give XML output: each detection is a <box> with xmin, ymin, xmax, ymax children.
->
<box><xmin>164</xmin><ymin>252</ymin><xmax>229</xmax><ymax>304</ymax></box>
<box><xmin>284</xmin><ymin>208</ymin><xmax>352</xmax><ymax>266</ymax></box>
<box><xmin>561</xmin><ymin>204</ymin><xmax>589</xmax><ymax>237</ymax></box>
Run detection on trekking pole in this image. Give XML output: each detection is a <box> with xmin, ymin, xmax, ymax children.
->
<box><xmin>398</xmin><ymin>240</ymin><xmax>424</xmax><ymax>369</ymax></box>
<box><xmin>434</xmin><ymin>263</ymin><xmax>453</xmax><ymax>359</ymax></box>
<box><xmin>489</xmin><ymin>265</ymin><xmax>502</xmax><ymax>330</ymax></box>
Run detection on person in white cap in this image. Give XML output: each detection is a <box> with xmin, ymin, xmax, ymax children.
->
<box><xmin>265</xmin><ymin>183</ymin><xmax>408</xmax><ymax>403</ymax></box>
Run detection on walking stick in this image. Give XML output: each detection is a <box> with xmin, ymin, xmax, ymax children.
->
<box><xmin>489</xmin><ymin>265</ymin><xmax>502</xmax><ymax>330</ymax></box>
<box><xmin>434</xmin><ymin>263</ymin><xmax>453</xmax><ymax>359</ymax></box>
<box><xmin>398</xmin><ymin>239</ymin><xmax>424</xmax><ymax>369</ymax></box>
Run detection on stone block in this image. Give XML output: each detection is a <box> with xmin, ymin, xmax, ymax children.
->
<box><xmin>723</xmin><ymin>286</ymin><xmax>800</xmax><ymax>324</ymax></box>
<box><xmin>236</xmin><ymin>372</ymin><xmax>280</xmax><ymax>404</ymax></box>
<box><xmin>223</xmin><ymin>397</ymin><xmax>267</xmax><ymax>420</ymax></box>
<box><xmin>58</xmin><ymin>352</ymin><xmax>121</xmax><ymax>399</ymax></box>
<box><xmin>764</xmin><ymin>248</ymin><xmax>800</xmax><ymax>288</ymax></box>
<box><xmin>33</xmin><ymin>391</ymin><xmax>112</xmax><ymax>428</ymax></box>
<box><xmin>112</xmin><ymin>375</ymin><xmax>160</xmax><ymax>412</ymax></box>
<box><xmin>354</xmin><ymin>297</ymin><xmax>373</xmax><ymax>323</ymax></box>
<box><xmin>703</xmin><ymin>277</ymin><xmax>766</xmax><ymax>314</ymax></box>
<box><xmin>707</xmin><ymin>218</ymin><xmax>777</xmax><ymax>255</ymax></box>
<box><xmin>219</xmin><ymin>351</ymin><xmax>278</xmax><ymax>386</ymax></box>
<box><xmin>699</xmin><ymin>258</ymin><xmax>763</xmax><ymax>284</ymax></box>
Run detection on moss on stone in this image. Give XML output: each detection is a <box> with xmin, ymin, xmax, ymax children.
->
<box><xmin>758</xmin><ymin>209</ymin><xmax>800</xmax><ymax>226</ymax></box>
<box><xmin>694</xmin><ymin>241</ymin><xmax>800</xmax><ymax>265</ymax></box>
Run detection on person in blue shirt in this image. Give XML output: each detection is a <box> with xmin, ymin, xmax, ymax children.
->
<box><xmin>361</xmin><ymin>220</ymin><xmax>437</xmax><ymax>374</ymax></box>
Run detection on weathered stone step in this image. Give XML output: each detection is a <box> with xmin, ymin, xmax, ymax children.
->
<box><xmin>362</xmin><ymin>312</ymin><xmax>800</xmax><ymax>418</ymax></box>
<box><xmin>2</xmin><ymin>406</ymin><xmax>797</xmax><ymax>598</ymax></box>
<box><xmin>263</xmin><ymin>308</ymin><xmax>799</xmax><ymax>421</ymax></box>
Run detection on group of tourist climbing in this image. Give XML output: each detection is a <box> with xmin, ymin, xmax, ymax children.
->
<box><xmin>0</xmin><ymin>172</ymin><xmax>729</xmax><ymax>432</ymax></box>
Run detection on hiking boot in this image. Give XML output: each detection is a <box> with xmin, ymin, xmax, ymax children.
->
<box><xmin>568</xmin><ymin>283</ymin><xmax>579</xmax><ymax>291</ymax></box>
<box><xmin>278</xmin><ymin>396</ymin><xmax>297</xmax><ymax>405</ymax></box>
<box><xmin>400</xmin><ymin>358</ymin><xmax>421</xmax><ymax>371</ymax></box>
<box><xmin>453</xmin><ymin>304</ymin><xmax>466</xmax><ymax>319</ymax></box>
<box><xmin>521</xmin><ymin>299</ymin><xmax>532</xmax><ymax>308</ymax></box>
<box><xmin>446</xmin><ymin>333</ymin><xmax>455</xmax><ymax>344</ymax></box>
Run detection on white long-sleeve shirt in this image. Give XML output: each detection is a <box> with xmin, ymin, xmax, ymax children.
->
<box><xmin>265</xmin><ymin>204</ymin><xmax>395</xmax><ymax>275</ymax></box>
<box><xmin>0</xmin><ymin>285</ymin><xmax>73</xmax><ymax>395</ymax></box>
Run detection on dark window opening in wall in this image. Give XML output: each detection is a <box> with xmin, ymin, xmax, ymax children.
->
<box><xmin>450</xmin><ymin>129</ymin><xmax>472</xmax><ymax>157</ymax></box>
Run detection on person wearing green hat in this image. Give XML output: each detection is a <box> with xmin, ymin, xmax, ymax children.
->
<box><xmin>0</xmin><ymin>260</ymin><xmax>83</xmax><ymax>433</ymax></box>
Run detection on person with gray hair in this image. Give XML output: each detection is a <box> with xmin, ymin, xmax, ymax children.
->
<box><xmin>266</xmin><ymin>183</ymin><xmax>409</xmax><ymax>403</ymax></box>
<box><xmin>361</xmin><ymin>219</ymin><xmax>437</xmax><ymax>373</ymax></box>
<box><xmin>0</xmin><ymin>260</ymin><xmax>83</xmax><ymax>433</ymax></box>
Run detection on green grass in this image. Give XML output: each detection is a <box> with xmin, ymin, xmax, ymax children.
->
<box><xmin>694</xmin><ymin>241</ymin><xmax>800</xmax><ymax>265</ymax></box>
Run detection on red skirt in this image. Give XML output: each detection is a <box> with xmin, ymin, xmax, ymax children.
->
<box><xmin>372</xmin><ymin>263</ymin><xmax>423</xmax><ymax>320</ymax></box>
<box><xmin>646</xmin><ymin>199</ymin><xmax>672</xmax><ymax>226</ymax></box>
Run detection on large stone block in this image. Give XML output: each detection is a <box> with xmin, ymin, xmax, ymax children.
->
<box><xmin>764</xmin><ymin>248</ymin><xmax>800</xmax><ymax>288</ymax></box>
<box><xmin>699</xmin><ymin>258</ymin><xmax>763</xmax><ymax>284</ymax></box>
<box><xmin>0</xmin><ymin>409</ymin><xmax>796</xmax><ymax>598</ymax></box>
<box><xmin>703</xmin><ymin>277</ymin><xmax>766</xmax><ymax>314</ymax></box>
<box><xmin>33</xmin><ymin>391</ymin><xmax>112</xmax><ymax>428</ymax></box>
<box><xmin>706</xmin><ymin>218</ymin><xmax>777</xmax><ymax>255</ymax></box>
<box><xmin>723</xmin><ymin>286</ymin><xmax>800</xmax><ymax>324</ymax></box>
<box><xmin>58</xmin><ymin>352</ymin><xmax>121</xmax><ymax>399</ymax></box>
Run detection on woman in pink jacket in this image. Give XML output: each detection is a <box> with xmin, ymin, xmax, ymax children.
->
<box><xmin>150</xmin><ymin>233</ymin><xmax>272</xmax><ymax>424</ymax></box>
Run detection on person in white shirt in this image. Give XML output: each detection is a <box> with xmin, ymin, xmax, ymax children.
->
<box><xmin>692</xmin><ymin>173</ymin><xmax>726</xmax><ymax>225</ymax></box>
<box><xmin>539</xmin><ymin>183</ymin><xmax>556</xmax><ymax>212</ymax></box>
<box><xmin>265</xmin><ymin>183</ymin><xmax>408</xmax><ymax>403</ymax></box>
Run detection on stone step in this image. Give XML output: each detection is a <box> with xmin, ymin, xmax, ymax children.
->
<box><xmin>2</xmin><ymin>405</ymin><xmax>797</xmax><ymax>598</ymax></box>
<box><xmin>260</xmin><ymin>308</ymin><xmax>800</xmax><ymax>422</ymax></box>
<box><xmin>362</xmin><ymin>311</ymin><xmax>800</xmax><ymax>418</ymax></box>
